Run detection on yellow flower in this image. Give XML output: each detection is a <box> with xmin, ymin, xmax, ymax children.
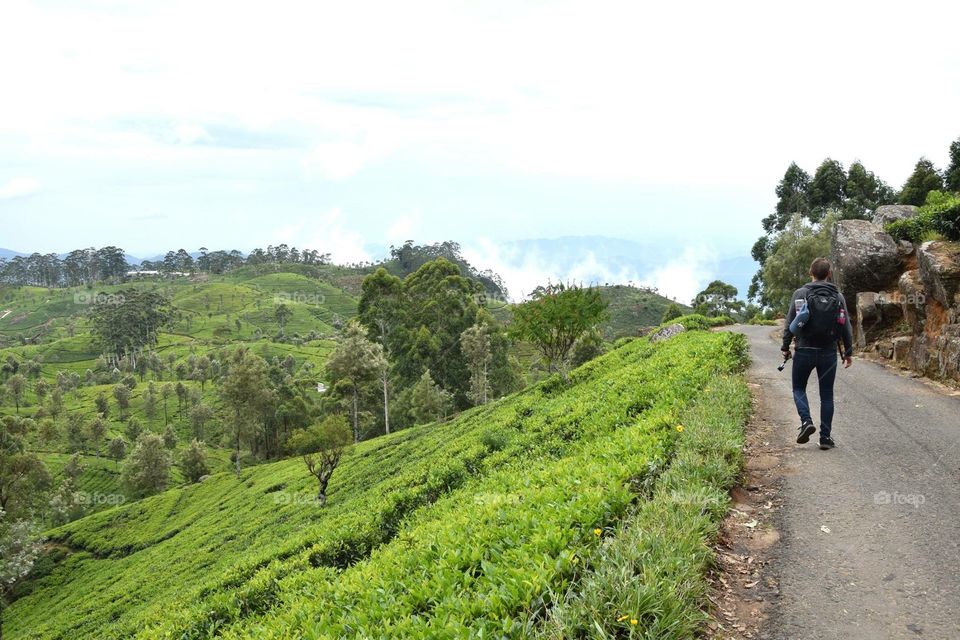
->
<box><xmin>616</xmin><ymin>615</ymin><xmax>629</xmax><ymax>622</ymax></box>
<box><xmin>675</xmin><ymin>425</ymin><xmax>684</xmax><ymax>433</ymax></box>
<box><xmin>593</xmin><ymin>528</ymin><xmax>602</xmax><ymax>536</ymax></box>
<box><xmin>630</xmin><ymin>619</ymin><xmax>638</xmax><ymax>625</ymax></box>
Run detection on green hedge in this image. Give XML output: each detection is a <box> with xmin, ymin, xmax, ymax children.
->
<box><xmin>885</xmin><ymin>191</ymin><xmax>960</xmax><ymax>243</ymax></box>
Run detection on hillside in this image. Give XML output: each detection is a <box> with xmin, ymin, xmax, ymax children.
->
<box><xmin>6</xmin><ymin>327</ymin><xmax>749</xmax><ymax>639</ymax></box>
<box><xmin>598</xmin><ymin>284</ymin><xmax>691</xmax><ymax>339</ymax></box>
<box><xmin>0</xmin><ymin>270</ymin><xmax>360</xmax><ymax>509</ymax></box>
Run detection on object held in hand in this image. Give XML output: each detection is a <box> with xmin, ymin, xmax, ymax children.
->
<box><xmin>778</xmin><ymin>351</ymin><xmax>791</xmax><ymax>371</ymax></box>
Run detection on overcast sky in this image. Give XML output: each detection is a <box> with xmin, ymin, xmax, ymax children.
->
<box><xmin>1</xmin><ymin>0</ymin><xmax>959</xmax><ymax>300</ymax></box>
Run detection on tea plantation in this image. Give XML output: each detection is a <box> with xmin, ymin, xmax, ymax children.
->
<box><xmin>7</xmin><ymin>328</ymin><xmax>750</xmax><ymax>639</ymax></box>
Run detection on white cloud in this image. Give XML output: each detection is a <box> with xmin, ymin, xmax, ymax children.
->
<box><xmin>642</xmin><ymin>246</ymin><xmax>718</xmax><ymax>304</ymax></box>
<box><xmin>173</xmin><ymin>123</ymin><xmax>211</xmax><ymax>145</ymax></box>
<box><xmin>463</xmin><ymin>238</ymin><xmax>717</xmax><ymax>303</ymax></box>
<box><xmin>385</xmin><ymin>211</ymin><xmax>422</xmax><ymax>245</ymax></box>
<box><xmin>0</xmin><ymin>176</ymin><xmax>41</xmax><ymax>200</ymax></box>
<box><xmin>273</xmin><ymin>209</ymin><xmax>371</xmax><ymax>264</ymax></box>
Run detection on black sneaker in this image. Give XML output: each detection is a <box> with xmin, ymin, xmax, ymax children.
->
<box><xmin>819</xmin><ymin>437</ymin><xmax>835</xmax><ymax>450</ymax></box>
<box><xmin>797</xmin><ymin>420</ymin><xmax>816</xmax><ymax>444</ymax></box>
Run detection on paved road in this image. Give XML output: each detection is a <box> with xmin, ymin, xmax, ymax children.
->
<box><xmin>735</xmin><ymin>325</ymin><xmax>960</xmax><ymax>640</ymax></box>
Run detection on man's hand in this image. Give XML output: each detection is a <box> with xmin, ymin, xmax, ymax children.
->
<box><xmin>843</xmin><ymin>356</ymin><xmax>853</xmax><ymax>369</ymax></box>
<box><xmin>781</xmin><ymin>349</ymin><xmax>791</xmax><ymax>360</ymax></box>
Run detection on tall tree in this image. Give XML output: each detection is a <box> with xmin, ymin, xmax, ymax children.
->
<box><xmin>945</xmin><ymin>137</ymin><xmax>960</xmax><ymax>193</ymax></box>
<box><xmin>90</xmin><ymin>289</ymin><xmax>173</xmax><ymax>365</ymax></box>
<box><xmin>899</xmin><ymin>157</ymin><xmax>944</xmax><ymax>206</ymax></box>
<box><xmin>121</xmin><ymin>433</ymin><xmax>172</xmax><ymax>498</ymax></box>
<box><xmin>274</xmin><ymin>304</ymin><xmax>293</xmax><ymax>336</ymax></box>
<box><xmin>4</xmin><ymin>376</ymin><xmax>25</xmax><ymax>415</ymax></box>
<box><xmin>0</xmin><ymin>417</ymin><xmax>51</xmax><ymax>519</ymax></box>
<box><xmin>460</xmin><ymin>323</ymin><xmax>492</xmax><ymax>406</ymax></box>
<box><xmin>764</xmin><ymin>162</ymin><xmax>811</xmax><ymax>233</ymax></box>
<box><xmin>409</xmin><ymin>369</ymin><xmax>453</xmax><ymax>425</ymax></box>
<box><xmin>325</xmin><ymin>321</ymin><xmax>387</xmax><ymax>442</ymax></box>
<box><xmin>760</xmin><ymin>214</ymin><xmax>834</xmax><ymax>310</ymax></box>
<box><xmin>0</xmin><ymin>512</ymin><xmax>43</xmax><ymax>639</ymax></box>
<box><xmin>808</xmin><ymin>158</ymin><xmax>846</xmax><ymax>221</ymax></box>
<box><xmin>219</xmin><ymin>349</ymin><xmax>276</xmax><ymax>476</ymax></box>
<box><xmin>844</xmin><ymin>160</ymin><xmax>896</xmax><ymax>219</ymax></box>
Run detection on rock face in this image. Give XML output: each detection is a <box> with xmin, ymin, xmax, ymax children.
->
<box><xmin>873</xmin><ymin>204</ymin><xmax>918</xmax><ymax>228</ymax></box>
<box><xmin>839</xmin><ymin>228</ymin><xmax>960</xmax><ymax>384</ymax></box>
<box><xmin>917</xmin><ymin>241</ymin><xmax>960</xmax><ymax>308</ymax></box>
<box><xmin>831</xmin><ymin>220</ymin><xmax>903</xmax><ymax>303</ymax></box>
<box><xmin>650</xmin><ymin>323</ymin><xmax>685</xmax><ymax>343</ymax></box>
<box><xmin>892</xmin><ymin>336</ymin><xmax>912</xmax><ymax>362</ymax></box>
<box><xmin>855</xmin><ymin>291</ymin><xmax>904</xmax><ymax>349</ymax></box>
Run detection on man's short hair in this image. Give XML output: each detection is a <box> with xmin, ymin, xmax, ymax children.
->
<box><xmin>810</xmin><ymin>257</ymin><xmax>831</xmax><ymax>280</ymax></box>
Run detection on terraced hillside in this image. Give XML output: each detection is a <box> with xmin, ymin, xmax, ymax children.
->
<box><xmin>0</xmin><ymin>270</ymin><xmax>359</xmax><ymax>507</ymax></box>
<box><xmin>7</xmin><ymin>327</ymin><xmax>750</xmax><ymax>639</ymax></box>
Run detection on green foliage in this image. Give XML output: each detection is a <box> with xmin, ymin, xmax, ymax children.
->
<box><xmin>886</xmin><ymin>191</ymin><xmax>960</xmax><ymax>242</ymax></box>
<box><xmin>764</xmin><ymin>162</ymin><xmax>811</xmax><ymax>232</ymax></box>
<box><xmin>692</xmin><ymin>280</ymin><xmax>743</xmax><ymax>317</ymax></box>
<box><xmin>899</xmin><ymin>157</ymin><xmax>944</xmax><ymax>206</ymax></box>
<box><xmin>753</xmin><ymin>157</ymin><xmax>895</xmax><ymax>307</ymax></box>
<box><xmin>5</xmin><ymin>331</ymin><xmax>748</xmax><ymax>639</ymax></box>
<box><xmin>808</xmin><ymin>158</ymin><xmax>847</xmax><ymax>221</ymax></box>
<box><xmin>287</xmin><ymin>415</ymin><xmax>352</xmax><ymax>505</ymax></box>
<box><xmin>409</xmin><ymin>369</ymin><xmax>452</xmax><ymax>425</ymax></box>
<box><xmin>597</xmin><ymin>285</ymin><xmax>689</xmax><ymax>339</ymax></box>
<box><xmin>569</xmin><ymin>328</ymin><xmax>606</xmax><ymax>368</ymax></box>
<box><xmin>510</xmin><ymin>283</ymin><xmax>609</xmax><ymax>378</ymax></box>
<box><xmin>89</xmin><ymin>289</ymin><xmax>173</xmax><ymax>361</ymax></box>
<box><xmin>0</xmin><ymin>417</ymin><xmax>51</xmax><ymax>519</ymax></box>
<box><xmin>358</xmin><ymin>260</ymin><xmax>510</xmax><ymax>413</ymax></box>
<box><xmin>760</xmin><ymin>213</ymin><xmax>833</xmax><ymax>311</ymax></box>
<box><xmin>325</xmin><ymin>320</ymin><xmax>387</xmax><ymax>442</ymax></box>
<box><xmin>661</xmin><ymin>302</ymin><xmax>683</xmax><ymax>323</ymax></box>
<box><xmin>121</xmin><ymin>433</ymin><xmax>172</xmax><ymax>499</ymax></box>
<box><xmin>219</xmin><ymin>349</ymin><xmax>277</xmax><ymax>475</ymax></box>
<box><xmin>946</xmin><ymin>137</ymin><xmax>960</xmax><ymax>193</ymax></box>
<box><xmin>540</xmin><ymin>376</ymin><xmax>750</xmax><ymax>638</ymax></box>
<box><xmin>844</xmin><ymin>160</ymin><xmax>896</xmax><ymax>219</ymax></box>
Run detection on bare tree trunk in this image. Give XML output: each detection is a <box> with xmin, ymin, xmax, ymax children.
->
<box><xmin>234</xmin><ymin>411</ymin><xmax>242</xmax><ymax>478</ymax></box>
<box><xmin>352</xmin><ymin>387</ymin><xmax>359</xmax><ymax>443</ymax></box>
<box><xmin>382</xmin><ymin>372</ymin><xmax>390</xmax><ymax>435</ymax></box>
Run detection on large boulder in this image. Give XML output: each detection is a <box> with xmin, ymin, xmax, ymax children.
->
<box><xmin>855</xmin><ymin>291</ymin><xmax>904</xmax><ymax>348</ymax></box>
<box><xmin>650</xmin><ymin>323</ymin><xmax>686</xmax><ymax>343</ymax></box>
<box><xmin>892</xmin><ymin>335</ymin><xmax>912</xmax><ymax>363</ymax></box>
<box><xmin>917</xmin><ymin>241</ymin><xmax>960</xmax><ymax>308</ymax></box>
<box><xmin>873</xmin><ymin>204</ymin><xmax>918</xmax><ymax>228</ymax></box>
<box><xmin>831</xmin><ymin>221</ymin><xmax>903</xmax><ymax>337</ymax></box>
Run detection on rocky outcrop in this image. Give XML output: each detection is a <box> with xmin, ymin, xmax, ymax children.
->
<box><xmin>831</xmin><ymin>220</ymin><xmax>904</xmax><ymax>307</ymax></box>
<box><xmin>837</xmin><ymin>224</ymin><xmax>960</xmax><ymax>384</ymax></box>
<box><xmin>855</xmin><ymin>291</ymin><xmax>904</xmax><ymax>349</ymax></box>
<box><xmin>650</xmin><ymin>323</ymin><xmax>685</xmax><ymax>343</ymax></box>
<box><xmin>917</xmin><ymin>241</ymin><xmax>960</xmax><ymax>308</ymax></box>
<box><xmin>873</xmin><ymin>204</ymin><xmax>918</xmax><ymax>228</ymax></box>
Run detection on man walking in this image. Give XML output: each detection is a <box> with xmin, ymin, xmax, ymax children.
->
<box><xmin>781</xmin><ymin>257</ymin><xmax>854</xmax><ymax>450</ymax></box>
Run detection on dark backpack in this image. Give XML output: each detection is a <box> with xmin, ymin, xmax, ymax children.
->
<box><xmin>801</xmin><ymin>284</ymin><xmax>842</xmax><ymax>340</ymax></box>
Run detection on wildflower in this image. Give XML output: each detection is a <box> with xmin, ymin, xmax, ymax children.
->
<box><xmin>675</xmin><ymin>425</ymin><xmax>684</xmax><ymax>433</ymax></box>
<box><xmin>630</xmin><ymin>619</ymin><xmax>638</xmax><ymax>625</ymax></box>
<box><xmin>593</xmin><ymin>528</ymin><xmax>602</xmax><ymax>536</ymax></box>
<box><xmin>617</xmin><ymin>615</ymin><xmax>629</xmax><ymax>622</ymax></box>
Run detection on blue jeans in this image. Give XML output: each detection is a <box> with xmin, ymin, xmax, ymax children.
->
<box><xmin>792</xmin><ymin>347</ymin><xmax>838</xmax><ymax>438</ymax></box>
